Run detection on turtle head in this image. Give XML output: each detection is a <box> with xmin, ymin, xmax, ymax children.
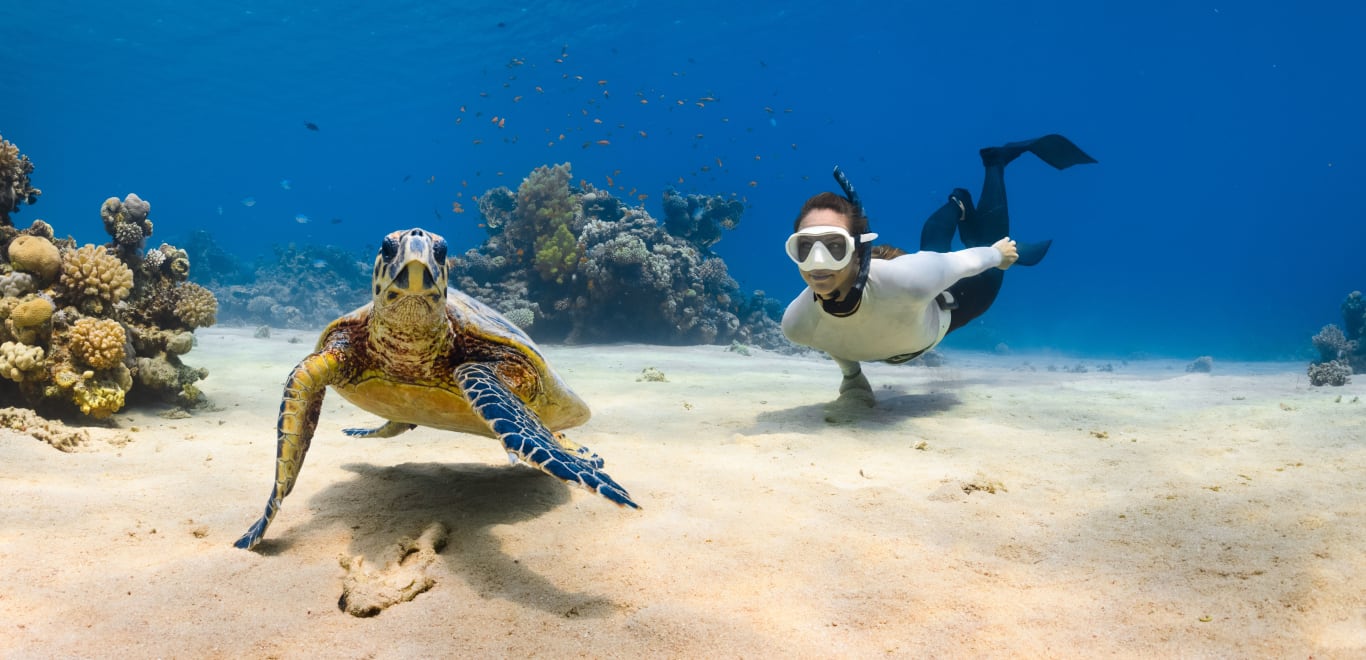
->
<box><xmin>372</xmin><ymin>228</ymin><xmax>449</xmax><ymax>315</ymax></box>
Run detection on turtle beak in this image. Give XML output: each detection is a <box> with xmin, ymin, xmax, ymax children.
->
<box><xmin>376</xmin><ymin>228</ymin><xmax>448</xmax><ymax>303</ymax></box>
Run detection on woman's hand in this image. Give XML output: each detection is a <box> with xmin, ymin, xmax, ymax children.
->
<box><xmin>993</xmin><ymin>237</ymin><xmax>1019</xmax><ymax>270</ymax></box>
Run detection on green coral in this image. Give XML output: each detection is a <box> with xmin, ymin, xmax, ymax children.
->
<box><xmin>533</xmin><ymin>223</ymin><xmax>582</xmax><ymax>283</ymax></box>
<box><xmin>511</xmin><ymin>163</ymin><xmax>580</xmax><ymax>282</ymax></box>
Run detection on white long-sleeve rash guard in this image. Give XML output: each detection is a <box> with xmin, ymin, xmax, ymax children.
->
<box><xmin>781</xmin><ymin>246</ymin><xmax>1002</xmax><ymax>363</ymax></box>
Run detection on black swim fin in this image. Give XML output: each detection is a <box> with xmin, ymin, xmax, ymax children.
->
<box><xmin>1014</xmin><ymin>239</ymin><xmax>1052</xmax><ymax>267</ymax></box>
<box><xmin>980</xmin><ymin>134</ymin><xmax>1097</xmax><ymax>170</ymax></box>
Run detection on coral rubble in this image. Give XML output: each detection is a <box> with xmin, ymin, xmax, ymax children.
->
<box><xmin>449</xmin><ymin>162</ymin><xmax>791</xmax><ymax>349</ymax></box>
<box><xmin>1307</xmin><ymin>290</ymin><xmax>1364</xmax><ymax>386</ymax></box>
<box><xmin>0</xmin><ymin>136</ymin><xmax>216</xmax><ymax>417</ymax></box>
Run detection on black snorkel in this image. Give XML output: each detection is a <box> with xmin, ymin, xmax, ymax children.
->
<box><xmin>818</xmin><ymin>165</ymin><xmax>873</xmax><ymax>317</ymax></box>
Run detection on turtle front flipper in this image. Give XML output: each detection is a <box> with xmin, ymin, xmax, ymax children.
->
<box><xmin>234</xmin><ymin>349</ymin><xmax>345</xmax><ymax>550</ymax></box>
<box><xmin>456</xmin><ymin>362</ymin><xmax>639</xmax><ymax>509</ymax></box>
<box><xmin>343</xmin><ymin>420</ymin><xmax>417</xmax><ymax>438</ymax></box>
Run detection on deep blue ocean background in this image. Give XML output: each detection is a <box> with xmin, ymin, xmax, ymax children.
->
<box><xmin>8</xmin><ymin>1</ymin><xmax>1364</xmax><ymax>360</ymax></box>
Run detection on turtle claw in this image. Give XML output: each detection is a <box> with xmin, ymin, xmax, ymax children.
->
<box><xmin>343</xmin><ymin>421</ymin><xmax>417</xmax><ymax>438</ymax></box>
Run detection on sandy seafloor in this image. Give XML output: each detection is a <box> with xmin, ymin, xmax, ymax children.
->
<box><xmin>2</xmin><ymin>326</ymin><xmax>1364</xmax><ymax>658</ymax></box>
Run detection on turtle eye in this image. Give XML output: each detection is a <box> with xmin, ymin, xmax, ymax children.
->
<box><xmin>432</xmin><ymin>238</ymin><xmax>448</xmax><ymax>263</ymax></box>
<box><xmin>380</xmin><ymin>236</ymin><xmax>399</xmax><ymax>260</ymax></box>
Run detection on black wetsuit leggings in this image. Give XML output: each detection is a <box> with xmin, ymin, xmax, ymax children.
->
<box><xmin>917</xmin><ymin>160</ymin><xmax>1010</xmax><ymax>334</ymax></box>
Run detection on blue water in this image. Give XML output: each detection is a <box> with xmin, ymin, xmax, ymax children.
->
<box><xmin>9</xmin><ymin>1</ymin><xmax>1364</xmax><ymax>360</ymax></box>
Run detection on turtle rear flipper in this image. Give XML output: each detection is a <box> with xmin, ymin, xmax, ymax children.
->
<box><xmin>343</xmin><ymin>421</ymin><xmax>417</xmax><ymax>438</ymax></box>
<box><xmin>234</xmin><ymin>350</ymin><xmax>341</xmax><ymax>550</ymax></box>
<box><xmin>457</xmin><ymin>362</ymin><xmax>639</xmax><ymax>509</ymax></box>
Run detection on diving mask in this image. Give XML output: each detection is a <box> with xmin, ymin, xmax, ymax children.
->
<box><xmin>785</xmin><ymin>226</ymin><xmax>879</xmax><ymax>272</ymax></box>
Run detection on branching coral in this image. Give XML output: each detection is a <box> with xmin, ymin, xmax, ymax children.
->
<box><xmin>0</xmin><ymin>134</ymin><xmax>42</xmax><ymax>226</ymax></box>
<box><xmin>69</xmin><ymin>318</ymin><xmax>128</xmax><ymax>370</ymax></box>
<box><xmin>1308</xmin><ymin>290</ymin><xmax>1366</xmax><ymax>385</ymax></box>
<box><xmin>58</xmin><ymin>244</ymin><xmax>134</xmax><ymax>314</ymax></box>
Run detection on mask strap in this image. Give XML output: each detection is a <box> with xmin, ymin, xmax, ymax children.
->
<box><xmin>820</xmin><ymin>166</ymin><xmax>873</xmax><ymax>316</ymax></box>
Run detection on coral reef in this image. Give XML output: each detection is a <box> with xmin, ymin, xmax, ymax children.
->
<box><xmin>0</xmin><ymin>148</ymin><xmax>216</xmax><ymax>417</ymax></box>
<box><xmin>205</xmin><ymin>241</ymin><xmax>370</xmax><ymax>329</ymax></box>
<box><xmin>1308</xmin><ymin>291</ymin><xmax>1366</xmax><ymax>386</ymax></box>
<box><xmin>0</xmin><ymin>134</ymin><xmax>42</xmax><ymax>226</ymax></box>
<box><xmin>1185</xmin><ymin>356</ymin><xmax>1213</xmax><ymax>373</ymax></box>
<box><xmin>1307</xmin><ymin>360</ymin><xmax>1351</xmax><ymax>387</ymax></box>
<box><xmin>449</xmin><ymin>162</ymin><xmax>792</xmax><ymax>349</ymax></box>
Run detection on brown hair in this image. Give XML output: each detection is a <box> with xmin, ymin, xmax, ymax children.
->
<box><xmin>793</xmin><ymin>191</ymin><xmax>904</xmax><ymax>259</ymax></box>
<box><xmin>792</xmin><ymin>192</ymin><xmax>869</xmax><ymax>234</ymax></box>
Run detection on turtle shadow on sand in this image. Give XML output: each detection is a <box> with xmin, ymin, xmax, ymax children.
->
<box><xmin>290</xmin><ymin>461</ymin><xmax>620</xmax><ymax>617</ymax></box>
<box><xmin>755</xmin><ymin>389</ymin><xmax>962</xmax><ymax>431</ymax></box>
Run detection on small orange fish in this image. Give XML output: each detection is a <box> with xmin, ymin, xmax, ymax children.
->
<box><xmin>596</xmin><ymin>139</ymin><xmax>610</xmax><ymax>146</ymax></box>
<box><xmin>479</xmin><ymin>91</ymin><xmax>489</xmax><ymax>97</ymax></box>
<box><xmin>461</xmin><ymin>180</ymin><xmax>468</xmax><ymax>187</ymax></box>
<box><xmin>676</xmin><ymin>100</ymin><xmax>685</xmax><ymax>106</ymax></box>
<box><xmin>715</xmin><ymin>157</ymin><xmax>723</xmax><ymax>168</ymax></box>
<box><xmin>628</xmin><ymin>187</ymin><xmax>636</xmax><ymax>196</ymax></box>
<box><xmin>638</xmin><ymin>130</ymin><xmax>648</xmax><ymax>138</ymax></box>
<box><xmin>613</xmin><ymin>170</ymin><xmax>620</xmax><ymax>176</ymax></box>
<box><xmin>678</xmin><ymin>176</ymin><xmax>684</xmax><ymax>183</ymax></box>
<box><xmin>558</xmin><ymin>133</ymin><xmax>566</xmax><ymax>140</ymax></box>
<box><xmin>695</xmin><ymin>102</ymin><xmax>705</xmax><ymax>108</ymax></box>
<box><xmin>574</xmin><ymin>75</ymin><xmax>583</xmax><ymax>80</ymax></box>
<box><xmin>593</xmin><ymin>118</ymin><xmax>603</xmax><ymax>124</ymax></box>
<box><xmin>763</xmin><ymin>106</ymin><xmax>774</xmax><ymax>113</ymax></box>
<box><xmin>547</xmin><ymin>141</ymin><xmax>556</xmax><ymax>147</ymax></box>
<box><xmin>455</xmin><ymin>117</ymin><xmax>463</xmax><ymax>124</ymax></box>
<box><xmin>637</xmin><ymin>194</ymin><xmax>647</xmax><ymax>201</ymax></box>
<box><xmin>748</xmin><ymin>180</ymin><xmax>758</xmax><ymax>187</ymax></box>
<box><xmin>459</xmin><ymin>105</ymin><xmax>466</xmax><ymax>112</ymax></box>
<box><xmin>597</xmin><ymin>79</ymin><xmax>608</xmax><ymax>85</ymax></box>
<box><xmin>606</xmin><ymin>175</ymin><xmax>615</xmax><ymax>187</ymax></box>
<box><xmin>535</xmin><ymin>86</ymin><xmax>544</xmax><ymax>93</ymax></box>
<box><xmin>451</xmin><ymin>202</ymin><xmax>464</xmax><ymax>213</ymax></box>
<box><xmin>498</xmin><ymin>118</ymin><xmax>506</xmax><ymax>128</ymax></box>
<box><xmin>556</xmin><ymin>58</ymin><xmax>564</xmax><ymax>64</ymax></box>
<box><xmin>602</xmin><ymin>91</ymin><xmax>610</xmax><ymax>99</ymax></box>
<box><xmin>699</xmin><ymin>96</ymin><xmax>716</xmax><ymax>102</ymax></box>
<box><xmin>513</xmin><ymin>95</ymin><xmax>522</xmax><ymax>103</ymax></box>
<box><xmin>491</xmin><ymin>116</ymin><xmax>500</xmax><ymax>124</ymax></box>
<box><xmin>640</xmin><ymin>99</ymin><xmax>648</xmax><ymax>104</ymax></box>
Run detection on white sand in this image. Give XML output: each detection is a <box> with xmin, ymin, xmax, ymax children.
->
<box><xmin>2</xmin><ymin>326</ymin><xmax>1364</xmax><ymax>657</ymax></box>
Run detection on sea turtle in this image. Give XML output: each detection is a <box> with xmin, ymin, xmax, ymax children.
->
<box><xmin>234</xmin><ymin>227</ymin><xmax>638</xmax><ymax>550</ymax></box>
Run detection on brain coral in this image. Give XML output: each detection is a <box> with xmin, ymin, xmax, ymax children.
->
<box><xmin>59</xmin><ymin>245</ymin><xmax>134</xmax><ymax>313</ymax></box>
<box><xmin>173</xmin><ymin>282</ymin><xmax>218</xmax><ymax>329</ymax></box>
<box><xmin>69</xmin><ymin>318</ymin><xmax>127</xmax><ymax>370</ymax></box>
<box><xmin>5</xmin><ymin>297</ymin><xmax>55</xmax><ymax>345</ymax></box>
<box><xmin>9</xmin><ymin>297</ymin><xmax>54</xmax><ymax>328</ymax></box>
<box><xmin>7</xmin><ymin>235</ymin><xmax>61</xmax><ymax>284</ymax></box>
<box><xmin>0</xmin><ymin>340</ymin><xmax>45</xmax><ymax>382</ymax></box>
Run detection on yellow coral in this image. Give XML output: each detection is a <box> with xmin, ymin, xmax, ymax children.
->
<box><xmin>71</xmin><ymin>376</ymin><xmax>126</xmax><ymax>418</ymax></box>
<box><xmin>4</xmin><ymin>297</ymin><xmax>54</xmax><ymax>345</ymax></box>
<box><xmin>9</xmin><ymin>297</ymin><xmax>53</xmax><ymax>328</ymax></box>
<box><xmin>173</xmin><ymin>282</ymin><xmax>218</xmax><ymax>329</ymax></box>
<box><xmin>0</xmin><ymin>340</ymin><xmax>45</xmax><ymax>382</ymax></box>
<box><xmin>59</xmin><ymin>245</ymin><xmax>133</xmax><ymax>314</ymax></box>
<box><xmin>69</xmin><ymin>318</ymin><xmax>127</xmax><ymax>370</ymax></box>
<box><xmin>7</xmin><ymin>235</ymin><xmax>61</xmax><ymax>284</ymax></box>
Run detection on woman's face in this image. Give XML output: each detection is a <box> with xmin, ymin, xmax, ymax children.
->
<box><xmin>795</xmin><ymin>208</ymin><xmax>860</xmax><ymax>299</ymax></box>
